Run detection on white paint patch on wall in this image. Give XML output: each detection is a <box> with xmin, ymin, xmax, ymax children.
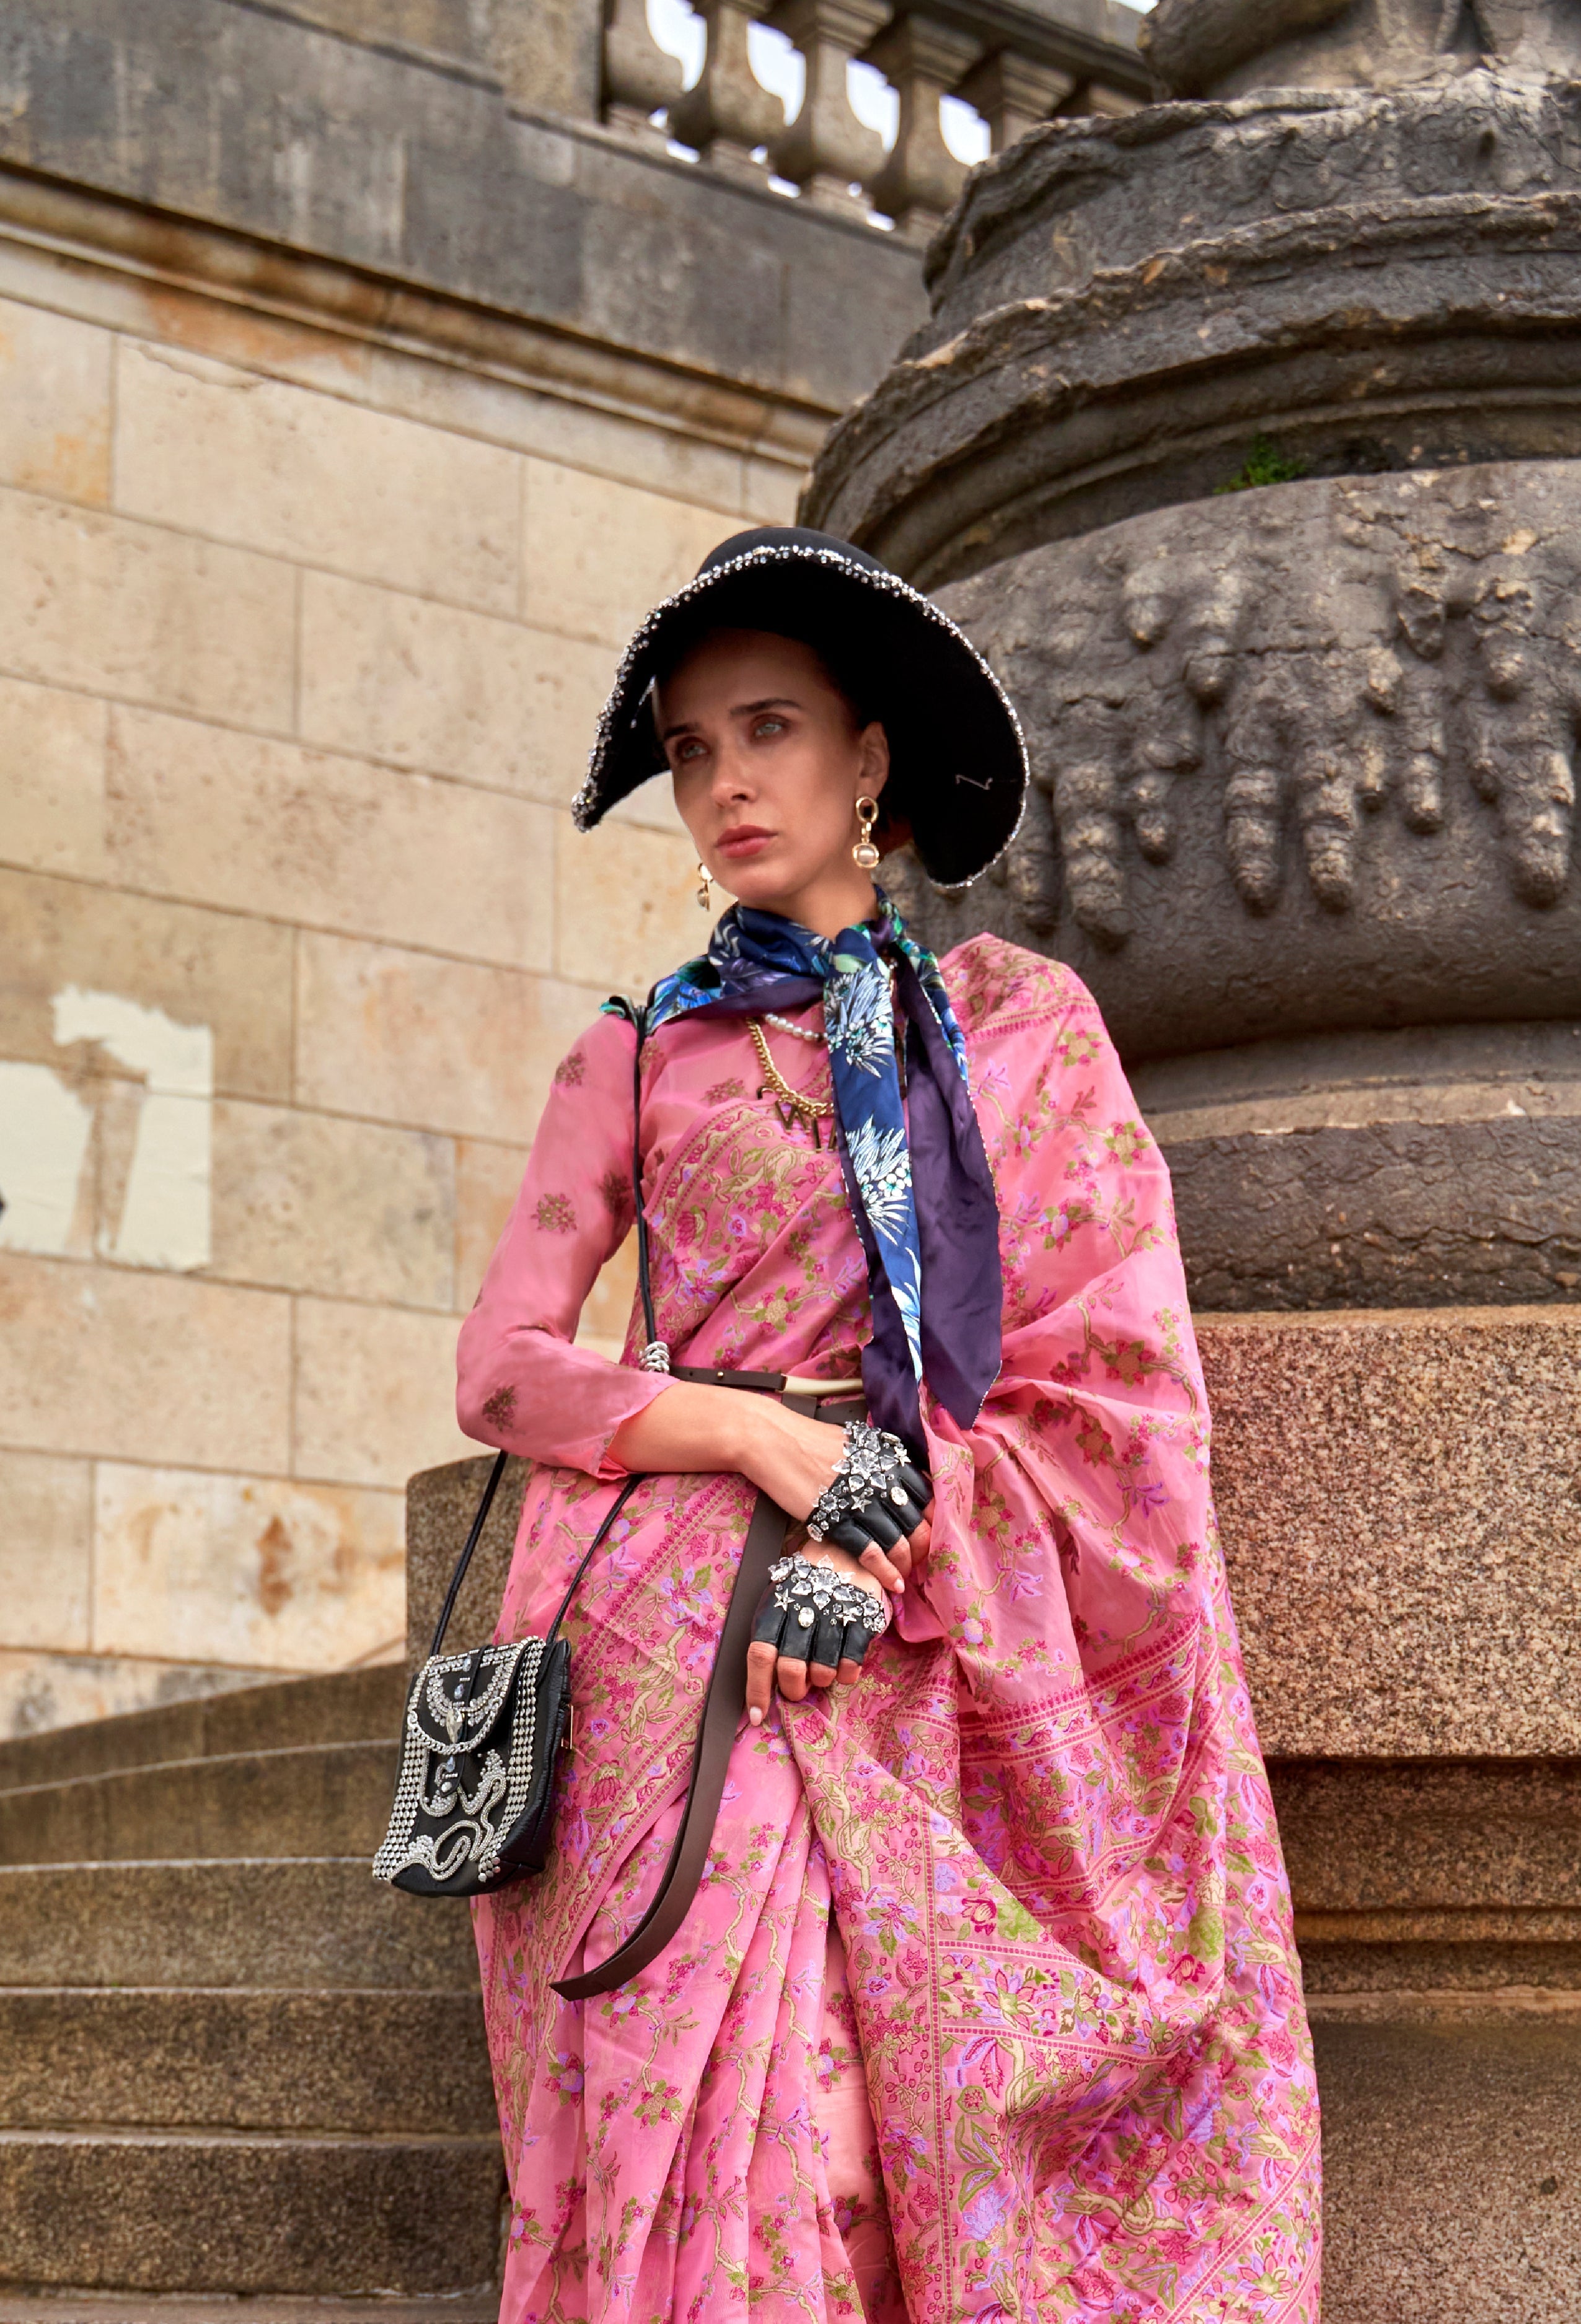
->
<box><xmin>0</xmin><ymin>1063</ymin><xmax>92</xmax><ymax>1254</ymax></box>
<box><xmin>52</xmin><ymin>988</ymin><xmax>214</xmax><ymax>1271</ymax></box>
<box><xmin>0</xmin><ymin>989</ymin><xmax>213</xmax><ymax>1269</ymax></box>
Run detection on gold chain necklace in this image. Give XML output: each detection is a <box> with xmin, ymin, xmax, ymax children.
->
<box><xmin>747</xmin><ymin>1019</ymin><xmax>835</xmax><ymax>1147</ymax></box>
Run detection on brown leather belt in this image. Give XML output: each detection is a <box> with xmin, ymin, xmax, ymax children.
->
<box><xmin>551</xmin><ymin>1383</ymin><xmax>865</xmax><ymax>2001</ymax></box>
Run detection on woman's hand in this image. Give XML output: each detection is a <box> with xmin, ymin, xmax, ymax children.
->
<box><xmin>744</xmin><ymin>1539</ymin><xmax>891</xmax><ymax>1723</ymax></box>
<box><xmin>606</xmin><ymin>1382</ymin><xmax>934</xmax><ymax>1716</ymax></box>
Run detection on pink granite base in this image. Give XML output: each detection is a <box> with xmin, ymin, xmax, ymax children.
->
<box><xmin>408</xmin><ymin>1306</ymin><xmax>1581</xmax><ymax>2322</ymax></box>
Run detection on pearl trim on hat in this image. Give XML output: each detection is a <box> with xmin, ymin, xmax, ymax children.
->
<box><xmin>571</xmin><ymin>542</ymin><xmax>1028</xmax><ymax>893</ymax></box>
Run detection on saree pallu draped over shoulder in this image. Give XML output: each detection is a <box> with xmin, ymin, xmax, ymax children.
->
<box><xmin>457</xmin><ymin>934</ymin><xmax>1321</xmax><ymax>2324</ymax></box>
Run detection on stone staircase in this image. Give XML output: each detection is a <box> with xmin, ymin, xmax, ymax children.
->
<box><xmin>0</xmin><ymin>1667</ymin><xmax>504</xmax><ymax>2310</ymax></box>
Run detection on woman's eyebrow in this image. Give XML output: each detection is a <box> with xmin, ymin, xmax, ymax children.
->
<box><xmin>661</xmin><ymin>694</ymin><xmax>801</xmax><ymax>742</ymax></box>
<box><xmin>732</xmin><ymin>695</ymin><xmax>801</xmax><ymax>719</ymax></box>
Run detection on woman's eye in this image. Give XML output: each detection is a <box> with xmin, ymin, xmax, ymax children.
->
<box><xmin>754</xmin><ymin>716</ymin><xmax>786</xmax><ymax>739</ymax></box>
<box><xmin>673</xmin><ymin>738</ymin><xmax>705</xmax><ymax>764</ymax></box>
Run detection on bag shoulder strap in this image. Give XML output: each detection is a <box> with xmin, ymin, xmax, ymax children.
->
<box><xmin>428</xmin><ymin>990</ymin><xmax>659</xmax><ymax>1665</ymax></box>
<box><xmin>604</xmin><ymin>992</ymin><xmax>661</xmax><ymax>1351</ymax></box>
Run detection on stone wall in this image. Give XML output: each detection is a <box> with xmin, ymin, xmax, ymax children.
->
<box><xmin>0</xmin><ymin>0</ymin><xmax>925</xmax><ymax>1737</ymax></box>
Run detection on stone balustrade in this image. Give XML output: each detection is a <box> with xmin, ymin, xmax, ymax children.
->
<box><xmin>601</xmin><ymin>0</ymin><xmax>1147</xmax><ymax>235</ymax></box>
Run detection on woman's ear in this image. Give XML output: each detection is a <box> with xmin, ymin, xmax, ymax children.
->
<box><xmin>858</xmin><ymin>721</ymin><xmax>890</xmax><ymax>796</ymax></box>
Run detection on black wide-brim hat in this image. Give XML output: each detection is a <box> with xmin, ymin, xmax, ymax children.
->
<box><xmin>571</xmin><ymin>526</ymin><xmax>1028</xmax><ymax>890</ymax></box>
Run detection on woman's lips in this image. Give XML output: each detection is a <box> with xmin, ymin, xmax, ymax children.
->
<box><xmin>716</xmin><ymin>827</ymin><xmax>775</xmax><ymax>859</ymax></box>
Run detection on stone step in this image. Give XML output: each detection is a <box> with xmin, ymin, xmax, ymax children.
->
<box><xmin>0</xmin><ymin>1859</ymin><xmax>478</xmax><ymax>1990</ymax></box>
<box><xmin>0</xmin><ymin>1743</ymin><xmax>396</xmax><ymax>1868</ymax></box>
<box><xmin>0</xmin><ymin>2126</ymin><xmax>504</xmax><ymax>2295</ymax></box>
<box><xmin>0</xmin><ymin>1668</ymin><xmax>405</xmax><ymax>1797</ymax></box>
<box><xmin>0</xmin><ymin>1989</ymin><xmax>496</xmax><ymax>2136</ymax></box>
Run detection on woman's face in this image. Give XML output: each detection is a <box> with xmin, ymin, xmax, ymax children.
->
<box><xmin>656</xmin><ymin>628</ymin><xmax>889</xmax><ymax>935</ymax></box>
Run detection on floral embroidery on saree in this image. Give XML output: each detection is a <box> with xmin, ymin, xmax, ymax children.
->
<box><xmin>468</xmin><ymin>935</ymin><xmax>1320</xmax><ymax>2324</ymax></box>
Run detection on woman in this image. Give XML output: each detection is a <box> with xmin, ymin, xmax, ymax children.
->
<box><xmin>459</xmin><ymin>527</ymin><xmax>1321</xmax><ymax>2324</ymax></box>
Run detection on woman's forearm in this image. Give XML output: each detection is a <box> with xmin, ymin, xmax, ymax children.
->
<box><xmin>607</xmin><ymin>1383</ymin><xmax>927</xmax><ymax>1594</ymax></box>
<box><xmin>606</xmin><ymin>1379</ymin><xmax>754</xmax><ymax>1478</ymax></box>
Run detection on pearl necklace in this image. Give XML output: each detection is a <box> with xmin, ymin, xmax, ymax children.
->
<box><xmin>763</xmin><ymin>1011</ymin><xmax>825</xmax><ymax>1044</ymax></box>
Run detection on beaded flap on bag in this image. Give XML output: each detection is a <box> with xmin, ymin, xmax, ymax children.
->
<box><xmin>374</xmin><ymin>1638</ymin><xmax>547</xmax><ymax>1893</ymax></box>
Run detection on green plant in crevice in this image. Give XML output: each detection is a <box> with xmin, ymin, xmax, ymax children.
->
<box><xmin>1214</xmin><ymin>435</ymin><xmax>1309</xmax><ymax>493</ymax></box>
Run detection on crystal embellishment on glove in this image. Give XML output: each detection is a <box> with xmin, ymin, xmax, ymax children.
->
<box><xmin>807</xmin><ymin>1423</ymin><xmax>912</xmax><ymax>1541</ymax></box>
<box><xmin>765</xmin><ymin>1553</ymin><xmax>893</xmax><ymax>1639</ymax></box>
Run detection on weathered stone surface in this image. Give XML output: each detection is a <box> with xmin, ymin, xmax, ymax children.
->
<box><xmin>293</xmin><ymin>931</ymin><xmax>599</xmax><ymax>1145</ymax></box>
<box><xmin>0</xmin><ymin>485</ymin><xmax>295</xmax><ymax>727</ymax></box>
<box><xmin>0</xmin><ymin>2129</ymin><xmax>503</xmax><ymax>2294</ymax></box>
<box><xmin>407</xmin><ymin>1455</ymin><xmax>527</xmax><ymax>1677</ymax></box>
<box><xmin>1145</xmin><ymin>0</ymin><xmax>1581</xmax><ymax>100</ymax></box>
<box><xmin>0</xmin><ymin>1857</ymin><xmax>476</xmax><ymax>1991</ymax></box>
<box><xmin>0</xmin><ymin>1450</ymin><xmax>90</xmax><ymax>1653</ymax></box>
<box><xmin>1311</xmin><ymin>2011</ymin><xmax>1581</xmax><ymax>2324</ymax></box>
<box><xmin>555</xmin><ymin>816</ymin><xmax>713</xmax><ymax>996</ymax></box>
<box><xmin>0</xmin><ymin>294</ymin><xmax>111</xmax><ymax>506</ymax></box>
<box><xmin>1202</xmin><ymin>1307</ymin><xmax>1581</xmax><ymax>1758</ymax></box>
<box><xmin>1273</xmin><ymin>1759</ymin><xmax>1581</xmax><ymax>1912</ymax></box>
<box><xmin>297</xmin><ymin>571</ymin><xmax>618</xmax><ymax>809</ymax></box>
<box><xmin>1</xmin><ymin>866</ymin><xmax>294</xmax><ymax>1104</ymax></box>
<box><xmin>0</xmin><ymin>0</ymin><xmax>923</xmax><ymax>421</ymax></box>
<box><xmin>0</xmin><ymin>2294</ymin><xmax>498</xmax><ymax>2323</ymax></box>
<box><xmin>808</xmin><ymin>72</ymin><xmax>1581</xmax><ymax>571</ymax></box>
<box><xmin>0</xmin><ymin>1255</ymin><xmax>292</xmax><ymax>1476</ymax></box>
<box><xmin>0</xmin><ymin>1742</ymin><xmax>397</xmax><ymax>1866</ymax></box>
<box><xmin>0</xmin><ymin>1663</ymin><xmax>402</xmax><ymax>1792</ymax></box>
<box><xmin>115</xmin><ymin>343</ymin><xmax>523</xmax><ymax>614</ymax></box>
<box><xmin>0</xmin><ymin>1987</ymin><xmax>493</xmax><ymax>2133</ymax></box>
<box><xmin>210</xmin><ymin>1101</ymin><xmax>456</xmax><ymax>1310</ymax></box>
<box><xmin>877</xmin><ymin>465</ymin><xmax>1581</xmax><ymax>1063</ymax></box>
<box><xmin>0</xmin><ymin>677</ymin><xmax>107</xmax><ymax>886</ymax></box>
<box><xmin>107</xmin><ymin>707</ymin><xmax>555</xmax><ymax>972</ymax></box>
<box><xmin>522</xmin><ymin>459</ymin><xmax>736</xmax><ymax>649</ymax></box>
<box><xmin>90</xmin><ymin>1467</ymin><xmax>405</xmax><ymax>1673</ymax></box>
<box><xmin>1133</xmin><ymin>1017</ymin><xmax>1581</xmax><ymax>1306</ymax></box>
<box><xmin>0</xmin><ymin>1665</ymin><xmax>500</xmax><ymax>2297</ymax></box>
<box><xmin>291</xmin><ymin>1297</ymin><xmax>479</xmax><ymax>1491</ymax></box>
<box><xmin>0</xmin><ymin>1654</ymin><xmax>275</xmax><ymax>1752</ymax></box>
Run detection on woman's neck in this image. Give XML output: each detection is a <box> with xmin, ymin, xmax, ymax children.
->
<box><xmin>748</xmin><ymin>867</ymin><xmax>879</xmax><ymax>942</ymax></box>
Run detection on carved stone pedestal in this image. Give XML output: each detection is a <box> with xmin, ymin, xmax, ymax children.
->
<box><xmin>800</xmin><ymin>0</ymin><xmax>1581</xmax><ymax>2310</ymax></box>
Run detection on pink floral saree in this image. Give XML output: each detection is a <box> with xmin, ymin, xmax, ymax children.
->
<box><xmin>458</xmin><ymin>934</ymin><xmax>1321</xmax><ymax>2324</ymax></box>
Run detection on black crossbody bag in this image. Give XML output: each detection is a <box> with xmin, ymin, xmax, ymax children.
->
<box><xmin>372</xmin><ymin>1001</ymin><xmax>851</xmax><ymax>1999</ymax></box>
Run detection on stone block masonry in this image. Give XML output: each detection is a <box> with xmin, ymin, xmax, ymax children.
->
<box><xmin>0</xmin><ymin>290</ymin><xmax>746</xmax><ymax>1729</ymax></box>
<box><xmin>0</xmin><ymin>0</ymin><xmax>925</xmax><ymax>1737</ymax></box>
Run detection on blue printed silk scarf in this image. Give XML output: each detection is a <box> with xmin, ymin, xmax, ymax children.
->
<box><xmin>612</xmin><ymin>892</ymin><xmax>1002</xmax><ymax>1449</ymax></box>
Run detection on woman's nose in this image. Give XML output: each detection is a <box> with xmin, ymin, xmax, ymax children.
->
<box><xmin>710</xmin><ymin>744</ymin><xmax>754</xmax><ymax>802</ymax></box>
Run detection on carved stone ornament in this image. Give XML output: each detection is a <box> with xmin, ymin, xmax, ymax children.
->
<box><xmin>803</xmin><ymin>1</ymin><xmax>1581</xmax><ymax>1311</ymax></box>
<box><xmin>894</xmin><ymin>461</ymin><xmax>1581</xmax><ymax>1056</ymax></box>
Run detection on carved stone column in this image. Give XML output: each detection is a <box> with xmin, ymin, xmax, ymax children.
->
<box><xmin>668</xmin><ymin>0</ymin><xmax>785</xmax><ymax>177</ymax></box>
<box><xmin>803</xmin><ymin>1</ymin><xmax>1581</xmax><ymax>2311</ymax></box>
<box><xmin>861</xmin><ymin>14</ymin><xmax>982</xmax><ymax>237</ymax></box>
<box><xmin>602</xmin><ymin>0</ymin><xmax>685</xmax><ymax>139</ymax></box>
<box><xmin>766</xmin><ymin>0</ymin><xmax>890</xmax><ymax>212</ymax></box>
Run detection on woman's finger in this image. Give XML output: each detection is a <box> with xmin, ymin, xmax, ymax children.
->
<box><xmin>746</xmin><ymin>1639</ymin><xmax>780</xmax><ymax>1724</ymax></box>
<box><xmin>810</xmin><ymin>1605</ymin><xmax>845</xmax><ymax>1672</ymax></box>
<box><xmin>777</xmin><ymin>1654</ymin><xmax>810</xmax><ymax>1702</ymax></box>
<box><xmin>855</xmin><ymin>1540</ymin><xmax>904</xmax><ymax>1592</ymax></box>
